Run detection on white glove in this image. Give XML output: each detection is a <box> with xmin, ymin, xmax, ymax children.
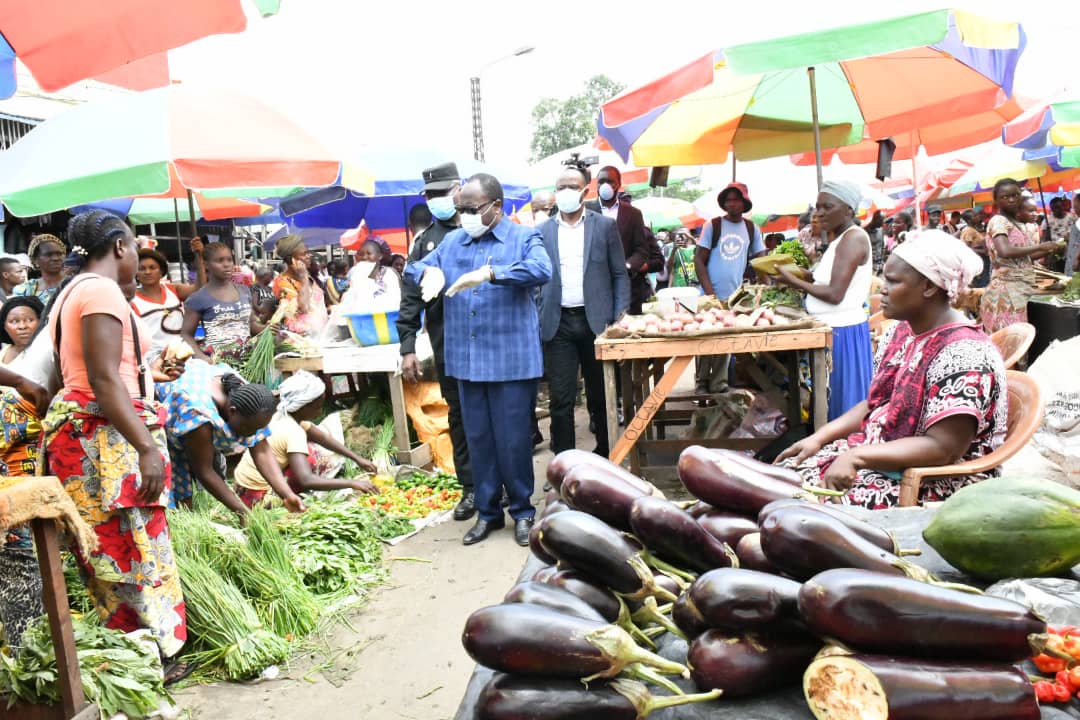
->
<box><xmin>419</xmin><ymin>267</ymin><xmax>446</xmax><ymax>302</ymax></box>
<box><xmin>446</xmin><ymin>266</ymin><xmax>492</xmax><ymax>297</ymax></box>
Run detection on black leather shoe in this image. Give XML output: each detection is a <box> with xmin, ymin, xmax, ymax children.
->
<box><xmin>514</xmin><ymin>518</ymin><xmax>535</xmax><ymax>547</ymax></box>
<box><xmin>453</xmin><ymin>493</ymin><xmax>476</xmax><ymax>521</ymax></box>
<box><xmin>532</xmin><ymin>429</ymin><xmax>543</xmax><ymax>447</ymax></box>
<box><xmin>463</xmin><ymin>518</ymin><xmax>504</xmax><ymax>545</ymax></box>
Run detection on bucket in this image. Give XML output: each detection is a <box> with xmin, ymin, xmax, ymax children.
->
<box><xmin>344</xmin><ymin>310</ymin><xmax>400</xmax><ymax>346</ymax></box>
<box><xmin>656</xmin><ymin>287</ymin><xmax>700</xmax><ymax>316</ymax></box>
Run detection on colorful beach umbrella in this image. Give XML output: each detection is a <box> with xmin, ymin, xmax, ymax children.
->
<box><xmin>0</xmin><ymin>0</ymin><xmax>281</xmax><ymax>98</ymax></box>
<box><xmin>790</xmin><ymin>97</ymin><xmax>1029</xmax><ymax>166</ymax></box>
<box><xmin>0</xmin><ymin>84</ymin><xmax>368</xmax><ymax>219</ymax></box>
<box><xmin>597</xmin><ymin>9</ymin><xmax>1025</xmax><ymax>179</ymax></box>
<box><xmin>942</xmin><ymin>144</ymin><xmax>1080</xmax><ymax>198</ymax></box>
<box><xmin>631</xmin><ymin>197</ymin><xmax>703</xmax><ymax>231</ymax></box>
<box><xmin>1003</xmin><ymin>97</ymin><xmax>1080</xmax><ymax>167</ymax></box>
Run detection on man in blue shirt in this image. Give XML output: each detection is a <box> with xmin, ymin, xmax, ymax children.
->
<box><xmin>405</xmin><ymin>173</ymin><xmax>552</xmax><ymax>546</ymax></box>
<box><xmin>694</xmin><ymin>182</ymin><xmax>765</xmax><ymax>397</ymax></box>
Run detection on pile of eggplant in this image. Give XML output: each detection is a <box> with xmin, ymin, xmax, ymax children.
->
<box><xmin>463</xmin><ymin>446</ymin><xmax>1054</xmax><ymax>720</ymax></box>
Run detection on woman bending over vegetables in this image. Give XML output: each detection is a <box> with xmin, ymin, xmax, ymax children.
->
<box><xmin>156</xmin><ymin>359</ymin><xmax>304</xmax><ymax>516</ymax></box>
<box><xmin>775</xmin><ymin>230</ymin><xmax>1008</xmax><ymax>509</ymax></box>
<box><xmin>233</xmin><ymin>371</ymin><xmax>378</xmax><ymax>507</ymax></box>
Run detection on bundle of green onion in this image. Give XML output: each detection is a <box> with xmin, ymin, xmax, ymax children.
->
<box><xmin>175</xmin><ymin>556</ymin><xmax>289</xmax><ymax>681</ymax></box>
<box><xmin>371</xmin><ymin>422</ymin><xmax>397</xmax><ymax>475</ymax></box>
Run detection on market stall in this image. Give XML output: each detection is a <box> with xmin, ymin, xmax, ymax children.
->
<box><xmin>453</xmin><ymin>450</ymin><xmax>1080</xmax><ymax>720</ymax></box>
<box><xmin>275</xmin><ymin>335</ymin><xmax>435</xmax><ymax>468</ymax></box>
<box><xmin>597</xmin><ymin>322</ymin><xmax>831</xmax><ymax>475</ymax></box>
<box><xmin>1028</xmin><ymin>295</ymin><xmax>1080</xmax><ymax>363</ymax></box>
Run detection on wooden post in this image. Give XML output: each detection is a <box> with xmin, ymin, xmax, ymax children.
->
<box><xmin>603</xmin><ymin>361</ymin><xmax>619</xmax><ymax>459</ymax></box>
<box><xmin>810</xmin><ymin>347</ymin><xmax>829</xmax><ymax>430</ymax></box>
<box><xmin>31</xmin><ymin>518</ymin><xmax>90</xmax><ymax>719</ymax></box>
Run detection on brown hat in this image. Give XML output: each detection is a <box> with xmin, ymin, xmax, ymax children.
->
<box><xmin>421</xmin><ymin>162</ymin><xmax>461</xmax><ymax>192</ymax></box>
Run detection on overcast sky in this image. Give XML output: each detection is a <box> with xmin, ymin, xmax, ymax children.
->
<box><xmin>162</xmin><ymin>1</ymin><xmax>1079</xmax><ymax>179</ymax></box>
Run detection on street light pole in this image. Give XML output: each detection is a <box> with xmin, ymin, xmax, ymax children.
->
<box><xmin>471</xmin><ymin>45</ymin><xmax>535</xmax><ymax>163</ymax></box>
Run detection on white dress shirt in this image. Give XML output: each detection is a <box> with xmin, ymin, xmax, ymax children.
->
<box><xmin>600</xmin><ymin>201</ymin><xmax>619</xmax><ymax>221</ymax></box>
<box><xmin>556</xmin><ymin>213</ymin><xmax>586</xmax><ymax>307</ymax></box>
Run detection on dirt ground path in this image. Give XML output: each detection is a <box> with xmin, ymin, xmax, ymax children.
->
<box><xmin>175</xmin><ymin>421</ymin><xmax>560</xmax><ymax>720</ymax></box>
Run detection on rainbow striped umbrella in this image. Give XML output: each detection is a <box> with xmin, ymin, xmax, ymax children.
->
<box><xmin>1004</xmin><ymin>97</ymin><xmax>1080</xmax><ymax>167</ymax></box>
<box><xmin>598</xmin><ymin>10</ymin><xmax>1025</xmax><ymax>177</ymax></box>
<box><xmin>0</xmin><ymin>84</ymin><xmax>371</xmax><ymax>219</ymax></box>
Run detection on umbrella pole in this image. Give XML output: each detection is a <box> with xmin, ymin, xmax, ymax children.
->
<box><xmin>807</xmin><ymin>66</ymin><xmax>823</xmax><ymax>191</ymax></box>
<box><xmin>732</xmin><ymin>157</ymin><xmax>737</xmax><ymax>182</ymax></box>
<box><xmin>173</xmin><ymin>198</ymin><xmax>186</xmax><ymax>279</ymax></box>
<box><xmin>186</xmin><ymin>189</ymin><xmax>198</xmax><ymax>240</ymax></box>
<box><xmin>911</xmin><ymin>154</ymin><xmax>922</xmax><ymax>230</ymax></box>
<box><xmin>1037</xmin><ymin>177</ymin><xmax>1049</xmax><ymax>224</ymax></box>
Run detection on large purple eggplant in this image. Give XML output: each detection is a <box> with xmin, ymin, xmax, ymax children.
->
<box><xmin>685</xmin><ymin>501</ymin><xmax>713</xmax><ymax>518</ymax></box>
<box><xmin>462</xmin><ymin>604</ymin><xmax>689</xmax><ymax>683</ymax></box>
<box><xmin>538</xmin><ymin>510</ymin><xmax>678</xmax><ymax>602</ymax></box>
<box><xmin>678</xmin><ymin>445</ymin><xmax>804</xmax><ymax>515</ymax></box>
<box><xmin>759</xmin><ymin>506</ymin><xmax>929</xmax><ymax>582</ymax></box>
<box><xmin>673</xmin><ymin>592</ymin><xmax>710</xmax><ymax>639</ymax></box>
<box><xmin>547</xmin><ymin>450</ymin><xmax>660</xmax><ymax>496</ymax></box>
<box><xmin>685</xmin><ymin>568</ymin><xmax>801</xmax><ymax>632</ymax></box>
<box><xmin>530</xmin><ymin>515</ymin><xmax>559</xmax><ymax>566</ymax></box>
<box><xmin>561</xmin><ymin>463</ymin><xmax>649</xmax><ymax>531</ymax></box>
<box><xmin>758</xmin><ymin>498</ymin><xmax>901</xmax><ymax>554</ymax></box>
<box><xmin>735</xmin><ymin>533</ymin><xmax>781</xmax><ymax>574</ymax></box>
<box><xmin>477</xmin><ymin>675</ymin><xmax>721</xmax><ymax>720</ymax></box>
<box><xmin>720</xmin><ymin>449</ymin><xmax>802</xmax><ymax>485</ymax></box>
<box><xmin>629</xmin><ymin>496</ymin><xmax>737</xmax><ymax>574</ymax></box>
<box><xmin>541</xmin><ymin>570</ymin><xmax>621</xmax><ymax>622</ymax></box>
<box><xmin>696</xmin><ymin>510</ymin><xmax>759</xmax><ymax>547</ymax></box>
<box><xmin>531</xmin><ymin>565</ymin><xmax>560</xmax><ymax>584</ymax></box>
<box><xmin>798</xmin><ymin>569</ymin><xmax>1047</xmax><ymax>661</ymax></box>
<box><xmin>688</xmin><ymin>629</ymin><xmax>820</xmax><ymax>698</ymax></box>
<box><xmin>503</xmin><ymin>581</ymin><xmax>607</xmax><ymax>622</ymax></box>
<box><xmin>803</xmin><ymin>655</ymin><xmax>1039</xmax><ymax>720</ymax></box>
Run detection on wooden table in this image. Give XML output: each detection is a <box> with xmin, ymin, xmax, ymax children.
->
<box><xmin>595</xmin><ymin>324</ymin><xmax>832</xmax><ymax>476</ymax></box>
<box><xmin>275</xmin><ymin>340</ymin><xmax>432</xmax><ymax>468</ymax></box>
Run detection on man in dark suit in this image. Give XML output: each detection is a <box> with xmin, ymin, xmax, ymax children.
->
<box><xmin>539</xmin><ymin>165</ymin><xmax>630</xmax><ymax>457</ymax></box>
<box><xmin>586</xmin><ymin>166</ymin><xmax>662</xmax><ymax>314</ymax></box>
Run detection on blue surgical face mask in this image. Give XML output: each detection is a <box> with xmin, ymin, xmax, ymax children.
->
<box><xmin>598</xmin><ymin>183</ymin><xmax>616</xmax><ymax>202</ymax></box>
<box><xmin>427</xmin><ymin>195</ymin><xmax>456</xmax><ymax>221</ymax></box>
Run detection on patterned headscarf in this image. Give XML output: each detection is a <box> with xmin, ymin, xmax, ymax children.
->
<box><xmin>275</xmin><ymin>370</ymin><xmax>325</xmax><ymax>418</ymax></box>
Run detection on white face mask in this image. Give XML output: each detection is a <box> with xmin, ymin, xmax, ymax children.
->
<box><xmin>460</xmin><ymin>210</ymin><xmax>491</xmax><ymax>238</ymax></box>
<box><xmin>555</xmin><ymin>188</ymin><xmax>584</xmax><ymax>215</ymax></box>
<box><xmin>598</xmin><ymin>183</ymin><xmax>616</xmax><ymax>202</ymax></box>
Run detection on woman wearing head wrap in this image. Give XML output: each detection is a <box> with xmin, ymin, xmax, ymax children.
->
<box><xmin>347</xmin><ymin>237</ymin><xmax>403</xmax><ymax>300</ymax></box>
<box><xmin>777</xmin><ymin>180</ymin><xmax>875</xmax><ymax>420</ymax></box>
<box><xmin>14</xmin><ymin>233</ymin><xmax>66</xmax><ymax>306</ymax></box>
<box><xmin>272</xmin><ymin>234</ymin><xmax>328</xmax><ymax>337</ymax></box>
<box><xmin>775</xmin><ymin>230</ymin><xmax>1007</xmax><ymax>509</ymax></box>
<box><xmin>232</xmin><ymin>371</ymin><xmax>377</xmax><ymax>507</ymax></box>
<box><xmin>980</xmin><ymin>179</ymin><xmax>1064</xmax><ymax>333</ymax></box>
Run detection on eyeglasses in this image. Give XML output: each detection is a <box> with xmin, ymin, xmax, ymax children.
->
<box><xmin>455</xmin><ymin>199</ymin><xmax>497</xmax><ymax>215</ymax></box>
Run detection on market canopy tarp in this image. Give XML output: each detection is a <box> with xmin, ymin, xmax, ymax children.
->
<box><xmin>597</xmin><ymin>9</ymin><xmax>1025</xmax><ymax>166</ymax></box>
<box><xmin>0</xmin><ymin>0</ymin><xmax>283</xmax><ymax>97</ymax></box>
<box><xmin>0</xmin><ymin>84</ymin><xmax>368</xmax><ymax>218</ymax></box>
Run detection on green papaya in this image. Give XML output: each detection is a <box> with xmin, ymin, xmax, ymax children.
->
<box><xmin>922</xmin><ymin>476</ymin><xmax>1080</xmax><ymax>580</ymax></box>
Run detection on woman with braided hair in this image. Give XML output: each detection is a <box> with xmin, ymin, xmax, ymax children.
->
<box><xmin>156</xmin><ymin>359</ymin><xmax>305</xmax><ymax>517</ymax></box>
<box><xmin>43</xmin><ymin>209</ymin><xmax>190</xmax><ymax>678</ymax></box>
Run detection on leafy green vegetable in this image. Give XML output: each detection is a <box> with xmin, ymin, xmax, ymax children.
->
<box><xmin>1062</xmin><ymin>272</ymin><xmax>1080</xmax><ymax>301</ymax></box>
<box><xmin>356</xmin><ymin>394</ymin><xmax>392</xmax><ymax>428</ymax></box>
<box><xmin>371</xmin><ymin>422</ymin><xmax>397</xmax><ymax>475</ymax></box>
<box><xmin>760</xmin><ymin>286</ymin><xmax>805</xmax><ymax>308</ymax></box>
<box><xmin>0</xmin><ymin>615</ymin><xmax>169</xmax><ymax>717</ymax></box>
<box><xmin>274</xmin><ymin>495</ymin><xmax>411</xmax><ymax>599</ymax></box>
<box><xmin>773</xmin><ymin>239</ymin><xmax>810</xmax><ymax>268</ymax></box>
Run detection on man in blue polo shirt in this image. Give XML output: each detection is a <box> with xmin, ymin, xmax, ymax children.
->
<box><xmin>405</xmin><ymin>173</ymin><xmax>552</xmax><ymax>546</ymax></box>
<box><xmin>694</xmin><ymin>182</ymin><xmax>765</xmax><ymax>396</ymax></box>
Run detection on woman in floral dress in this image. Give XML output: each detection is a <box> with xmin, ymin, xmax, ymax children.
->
<box><xmin>980</xmin><ymin>180</ymin><xmax>1063</xmax><ymax>333</ymax></box>
<box><xmin>776</xmin><ymin>230</ymin><xmax>1008</xmax><ymax>509</ymax></box>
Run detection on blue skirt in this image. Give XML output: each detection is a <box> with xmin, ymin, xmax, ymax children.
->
<box><xmin>828</xmin><ymin>321</ymin><xmax>873</xmax><ymax>421</ymax></box>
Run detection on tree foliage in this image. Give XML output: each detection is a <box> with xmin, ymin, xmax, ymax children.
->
<box><xmin>529</xmin><ymin>75</ymin><xmax>625</xmax><ymax>162</ymax></box>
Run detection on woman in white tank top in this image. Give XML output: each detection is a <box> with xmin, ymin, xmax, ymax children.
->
<box><xmin>776</xmin><ymin>181</ymin><xmax>875</xmax><ymax>420</ymax></box>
